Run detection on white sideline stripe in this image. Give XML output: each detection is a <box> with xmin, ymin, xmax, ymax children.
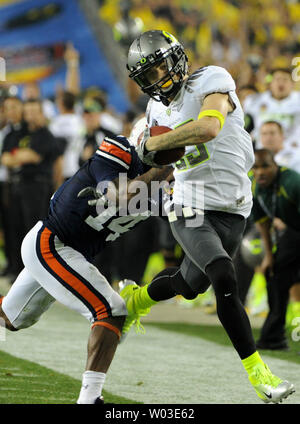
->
<box><xmin>0</xmin><ymin>302</ymin><xmax>298</xmax><ymax>404</ymax></box>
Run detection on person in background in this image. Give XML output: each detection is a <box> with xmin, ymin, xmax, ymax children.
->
<box><xmin>260</xmin><ymin>120</ymin><xmax>300</xmax><ymax>172</ymax></box>
<box><xmin>243</xmin><ymin>68</ymin><xmax>300</xmax><ymax>149</ymax></box>
<box><xmin>1</xmin><ymin>99</ymin><xmax>62</xmax><ymax>280</ymax></box>
<box><xmin>251</xmin><ymin>149</ymin><xmax>300</xmax><ymax>351</ymax></box>
<box><xmin>0</xmin><ymin>96</ymin><xmax>26</xmax><ymax>281</ymax></box>
<box><xmin>238</xmin><ymin>84</ymin><xmax>258</xmax><ymax>135</ymax></box>
<box><xmin>236</xmin><ymin>121</ymin><xmax>300</xmax><ymax>315</ymax></box>
<box><xmin>80</xmin><ymin>96</ymin><xmax>116</xmax><ymax>165</ymax></box>
<box><xmin>22</xmin><ymin>82</ymin><xmax>56</xmax><ymax>121</ymax></box>
<box><xmin>49</xmin><ymin>91</ymin><xmax>85</xmax><ymax>181</ymax></box>
<box><xmin>259</xmin><ymin>121</ymin><xmax>300</xmax><ymax>335</ymax></box>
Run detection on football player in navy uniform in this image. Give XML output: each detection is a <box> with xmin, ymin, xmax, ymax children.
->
<box><xmin>0</xmin><ymin>132</ymin><xmax>171</xmax><ymax>404</ymax></box>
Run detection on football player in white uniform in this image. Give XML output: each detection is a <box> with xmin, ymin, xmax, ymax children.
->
<box><xmin>120</xmin><ymin>30</ymin><xmax>295</xmax><ymax>403</ymax></box>
<box><xmin>243</xmin><ymin>68</ymin><xmax>300</xmax><ymax>149</ymax></box>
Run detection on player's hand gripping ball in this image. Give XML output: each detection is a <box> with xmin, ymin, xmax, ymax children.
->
<box><xmin>137</xmin><ymin>126</ymin><xmax>185</xmax><ymax>167</ymax></box>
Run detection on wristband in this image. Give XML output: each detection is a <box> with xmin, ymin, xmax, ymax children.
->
<box><xmin>198</xmin><ymin>109</ymin><xmax>225</xmax><ymax>129</ymax></box>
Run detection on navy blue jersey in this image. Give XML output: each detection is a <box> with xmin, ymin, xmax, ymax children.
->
<box><xmin>44</xmin><ymin>135</ymin><xmax>152</xmax><ymax>260</ymax></box>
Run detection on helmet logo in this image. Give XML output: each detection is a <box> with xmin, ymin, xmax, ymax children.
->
<box><xmin>140</xmin><ymin>57</ymin><xmax>147</xmax><ymax>64</ymax></box>
<box><xmin>162</xmin><ymin>30</ymin><xmax>177</xmax><ymax>43</ymax></box>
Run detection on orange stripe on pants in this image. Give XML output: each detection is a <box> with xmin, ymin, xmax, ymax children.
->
<box><xmin>39</xmin><ymin>227</ymin><xmax>109</xmax><ymax>320</ymax></box>
<box><xmin>91</xmin><ymin>321</ymin><xmax>121</xmax><ymax>339</ymax></box>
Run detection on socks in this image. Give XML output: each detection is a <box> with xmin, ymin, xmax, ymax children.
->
<box><xmin>135</xmin><ymin>284</ymin><xmax>157</xmax><ymax>309</ymax></box>
<box><xmin>241</xmin><ymin>351</ymin><xmax>264</xmax><ymax>375</ymax></box>
<box><xmin>77</xmin><ymin>370</ymin><xmax>106</xmax><ymax>404</ymax></box>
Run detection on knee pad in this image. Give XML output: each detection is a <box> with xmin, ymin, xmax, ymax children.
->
<box><xmin>206</xmin><ymin>257</ymin><xmax>238</xmax><ymax>298</ymax></box>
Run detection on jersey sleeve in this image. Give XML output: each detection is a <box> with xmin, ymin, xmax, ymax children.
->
<box><xmin>281</xmin><ymin>168</ymin><xmax>300</xmax><ymax>214</ymax></box>
<box><xmin>96</xmin><ymin>136</ymin><xmax>132</xmax><ymax>171</ymax></box>
<box><xmin>250</xmin><ymin>178</ymin><xmax>269</xmax><ymax>223</ymax></box>
<box><xmin>251</xmin><ymin>198</ymin><xmax>269</xmax><ymax>223</ymax></box>
<box><xmin>194</xmin><ymin>66</ymin><xmax>236</xmax><ymax>104</ymax></box>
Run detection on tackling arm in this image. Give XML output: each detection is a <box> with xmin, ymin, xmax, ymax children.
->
<box><xmin>78</xmin><ymin>166</ymin><xmax>172</xmax><ymax>208</ymax></box>
<box><xmin>109</xmin><ymin>166</ymin><xmax>172</xmax><ymax>206</ymax></box>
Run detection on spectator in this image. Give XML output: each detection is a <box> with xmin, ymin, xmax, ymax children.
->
<box><xmin>1</xmin><ymin>98</ymin><xmax>61</xmax><ymax>280</ymax></box>
<box><xmin>22</xmin><ymin>81</ymin><xmax>56</xmax><ymax>121</ymax></box>
<box><xmin>252</xmin><ymin>149</ymin><xmax>300</xmax><ymax>350</ymax></box>
<box><xmin>80</xmin><ymin>96</ymin><xmax>116</xmax><ymax>165</ymax></box>
<box><xmin>0</xmin><ymin>96</ymin><xmax>26</xmax><ymax>280</ymax></box>
<box><xmin>259</xmin><ymin>120</ymin><xmax>300</xmax><ymax>327</ymax></box>
<box><xmin>243</xmin><ymin>68</ymin><xmax>300</xmax><ymax>148</ymax></box>
<box><xmin>238</xmin><ymin>84</ymin><xmax>258</xmax><ymax>135</ymax></box>
<box><xmin>49</xmin><ymin>91</ymin><xmax>85</xmax><ymax>181</ymax></box>
<box><xmin>259</xmin><ymin>120</ymin><xmax>300</xmax><ymax>172</ymax></box>
<box><xmin>236</xmin><ymin>121</ymin><xmax>300</xmax><ymax>309</ymax></box>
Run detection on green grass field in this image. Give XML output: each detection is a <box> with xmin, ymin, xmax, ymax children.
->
<box><xmin>0</xmin><ymin>255</ymin><xmax>299</xmax><ymax>405</ymax></box>
<box><xmin>0</xmin><ymin>318</ymin><xmax>299</xmax><ymax>404</ymax></box>
<box><xmin>148</xmin><ymin>322</ymin><xmax>300</xmax><ymax>364</ymax></box>
<box><xmin>0</xmin><ymin>350</ymin><xmax>140</xmax><ymax>404</ymax></box>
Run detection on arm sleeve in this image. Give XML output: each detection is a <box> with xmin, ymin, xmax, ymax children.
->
<box><xmin>96</xmin><ymin>137</ymin><xmax>132</xmax><ymax>171</ymax></box>
<box><xmin>90</xmin><ymin>136</ymin><xmax>133</xmax><ymax>184</ymax></box>
<box><xmin>251</xmin><ymin>197</ymin><xmax>269</xmax><ymax>223</ymax></box>
<box><xmin>282</xmin><ymin>169</ymin><xmax>300</xmax><ymax>214</ymax></box>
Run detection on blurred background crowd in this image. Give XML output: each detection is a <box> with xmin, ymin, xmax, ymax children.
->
<box><xmin>1</xmin><ymin>0</ymin><xmax>300</xmax><ymax>348</ymax></box>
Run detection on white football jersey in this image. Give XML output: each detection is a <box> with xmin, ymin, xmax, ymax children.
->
<box><xmin>274</xmin><ymin>145</ymin><xmax>300</xmax><ymax>173</ymax></box>
<box><xmin>243</xmin><ymin>90</ymin><xmax>300</xmax><ymax>148</ymax></box>
<box><xmin>146</xmin><ymin>65</ymin><xmax>254</xmax><ymax>218</ymax></box>
<box><xmin>49</xmin><ymin>113</ymin><xmax>85</xmax><ymax>179</ymax></box>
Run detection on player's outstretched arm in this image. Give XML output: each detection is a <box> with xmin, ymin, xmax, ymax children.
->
<box><xmin>112</xmin><ymin>166</ymin><xmax>172</xmax><ymax>206</ymax></box>
<box><xmin>78</xmin><ymin>166</ymin><xmax>172</xmax><ymax>208</ymax></box>
<box><xmin>144</xmin><ymin>92</ymin><xmax>232</xmax><ymax>152</ymax></box>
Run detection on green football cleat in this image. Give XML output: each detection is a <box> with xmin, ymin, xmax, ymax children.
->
<box><xmin>119</xmin><ymin>279</ymin><xmax>150</xmax><ymax>342</ymax></box>
<box><xmin>249</xmin><ymin>362</ymin><xmax>295</xmax><ymax>403</ymax></box>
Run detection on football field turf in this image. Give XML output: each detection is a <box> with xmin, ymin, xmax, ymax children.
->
<box><xmin>0</xmin><ymin>298</ymin><xmax>299</xmax><ymax>404</ymax></box>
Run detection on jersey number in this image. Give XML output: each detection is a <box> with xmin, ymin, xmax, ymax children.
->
<box><xmin>175</xmin><ymin>144</ymin><xmax>210</xmax><ymax>171</ymax></box>
<box><xmin>174</xmin><ymin>119</ymin><xmax>210</xmax><ymax>171</ymax></box>
<box><xmin>85</xmin><ymin>206</ymin><xmax>149</xmax><ymax>241</ymax></box>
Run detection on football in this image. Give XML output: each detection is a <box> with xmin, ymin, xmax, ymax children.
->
<box><xmin>138</xmin><ymin>125</ymin><xmax>185</xmax><ymax>165</ymax></box>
